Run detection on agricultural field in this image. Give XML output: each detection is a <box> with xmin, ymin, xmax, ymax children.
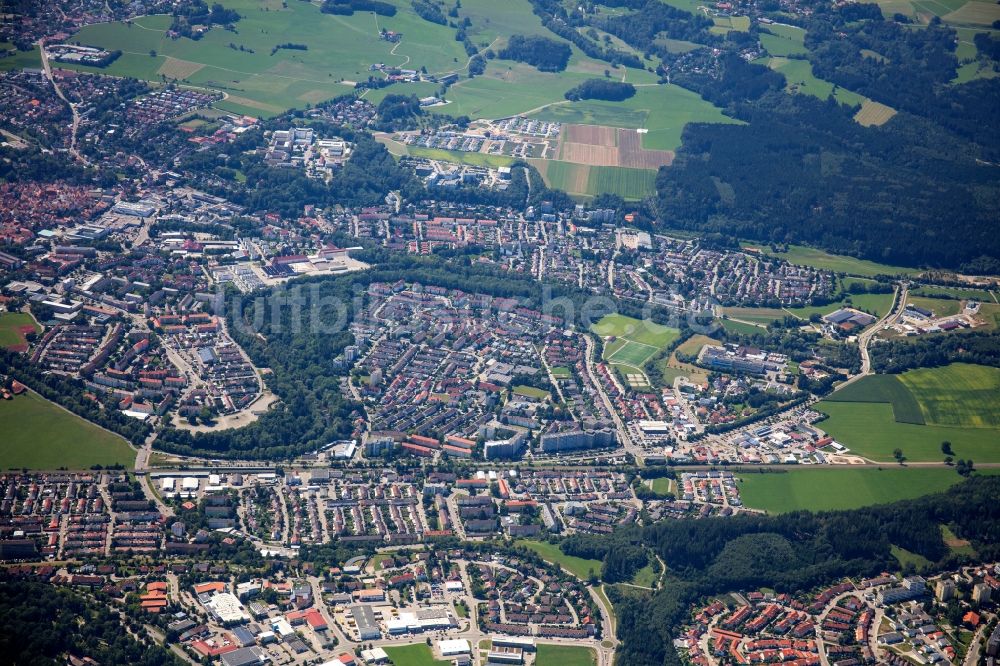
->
<box><xmin>0</xmin><ymin>43</ymin><xmax>40</xmax><ymax>71</ymax></box>
<box><xmin>535</xmin><ymin>645</ymin><xmax>598</xmax><ymax>666</ymax></box>
<box><xmin>533</xmin><ymin>160</ymin><xmax>591</xmax><ymax>197</ymax></box>
<box><xmin>531</xmin><ymin>84</ymin><xmax>740</xmax><ymax>152</ymax></box>
<box><xmin>759</xmin><ymin>24</ymin><xmax>808</xmax><ymax>56</ymax></box>
<box><xmin>0</xmin><ymin>312</ymin><xmax>40</xmax><ymax>352</ymax></box>
<box><xmin>516</xmin><ymin>539</ymin><xmax>602</xmax><ymax>580</ymax></box>
<box><xmin>738</xmin><ymin>468</ymin><xmax>998</xmax><ymax>514</ymax></box>
<box><xmin>816</xmin><ymin>401</ymin><xmax>1000</xmax><ymax>462</ymax></box>
<box><xmin>854</xmin><ymin>99</ymin><xmax>898</xmax><ymax>126</ymax></box>
<box><xmin>587</xmin><ymin>166</ymin><xmax>657</xmax><ymax>200</ymax></box>
<box><xmin>0</xmin><ymin>391</ymin><xmax>135</xmax><ymax>470</ymax></box>
<box><xmin>825</xmin><ymin>374</ymin><xmax>925</xmax><ymax>424</ymax></box>
<box><xmin>710</xmin><ymin>15</ymin><xmax>752</xmax><ymax>34</ymax></box>
<box><xmin>383</xmin><ymin>643</ymin><xmax>450</xmax><ymax>666</ymax></box>
<box><xmin>744</xmin><ymin>244</ymin><xmax>921</xmax><ymax>277</ymax></box>
<box><xmin>58</xmin><ymin>0</ymin><xmax>489</xmax><ymax>116</ymax></box>
<box><xmin>758</xmin><ymin>56</ymin><xmax>866</xmax><ymax>106</ymax></box>
<box><xmin>897</xmin><ymin>363</ymin><xmax>1000</xmax><ymax>428</ymax></box>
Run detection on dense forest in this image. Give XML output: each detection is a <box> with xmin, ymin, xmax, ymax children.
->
<box><xmin>565</xmin><ymin>79</ymin><xmax>636</xmax><ymax>101</ymax></box>
<box><xmin>870</xmin><ymin>330</ymin><xmax>1000</xmax><ymax>373</ymax></box>
<box><xmin>654</xmin><ymin>89</ymin><xmax>1000</xmax><ymax>270</ymax></box>
<box><xmin>651</xmin><ymin>1</ymin><xmax>1000</xmax><ymax>272</ymax></box>
<box><xmin>498</xmin><ymin>34</ymin><xmax>572</xmax><ymax>72</ymax></box>
<box><xmin>575</xmin><ymin>475</ymin><xmax>1000</xmax><ymax>665</ymax></box>
<box><xmin>0</xmin><ymin>581</ymin><xmax>185</xmax><ymax>666</ymax></box>
<box><xmin>320</xmin><ymin>0</ymin><xmax>397</xmax><ymax>16</ymax></box>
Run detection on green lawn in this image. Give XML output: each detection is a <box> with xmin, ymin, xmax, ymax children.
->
<box><xmin>531</xmin><ymin>84</ymin><xmax>740</xmax><ymax>152</ymax></box>
<box><xmin>785</xmin><ymin>291</ymin><xmax>895</xmax><ymax>320</ymax></box>
<box><xmin>631</xmin><ymin>559</ymin><xmax>660</xmax><ymax>588</ymax></box>
<box><xmin>513</xmin><ymin>385</ymin><xmax>550</xmax><ymax>400</ymax></box>
<box><xmin>720</xmin><ymin>319</ymin><xmax>765</xmax><ymax>336</ymax></box>
<box><xmin>720</xmin><ymin>307</ymin><xmax>787</xmax><ymax>325</ymax></box>
<box><xmin>0</xmin><ymin>312</ymin><xmax>40</xmax><ymax>351</ymax></box>
<box><xmin>551</xmin><ymin>366</ymin><xmax>572</xmax><ymax>378</ymax></box>
<box><xmin>0</xmin><ymin>391</ymin><xmax>135</xmax><ymax>470</ymax></box>
<box><xmin>650</xmin><ymin>477</ymin><xmax>674</xmax><ymax>494</ymax></box>
<box><xmin>738</xmin><ymin>468</ymin><xmax>997</xmax><ymax>513</ymax></box>
<box><xmin>816</xmin><ymin>401</ymin><xmax>1000</xmax><ymax>462</ymax></box>
<box><xmin>406</xmin><ymin>146</ymin><xmax>516</xmax><ymax>168</ymax></box>
<box><xmin>516</xmin><ymin>539</ymin><xmax>602</xmax><ymax>581</ymax></box>
<box><xmin>383</xmin><ymin>643</ymin><xmax>450</xmax><ymax>666</ymax></box>
<box><xmin>0</xmin><ymin>43</ymin><xmax>41</xmax><ymax>71</ymax></box>
<box><xmin>891</xmin><ymin>544</ymin><xmax>933</xmax><ymax>570</ymax></box>
<box><xmin>535</xmin><ymin>644</ymin><xmax>597</xmax><ymax>666</ymax></box>
<box><xmin>745</xmin><ymin>244</ymin><xmax>920</xmax><ymax>277</ymax></box>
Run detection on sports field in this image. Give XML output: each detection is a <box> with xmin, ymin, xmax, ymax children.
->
<box><xmin>608</xmin><ymin>340</ymin><xmax>659</xmax><ymax>367</ymax></box>
<box><xmin>0</xmin><ymin>391</ymin><xmax>135</xmax><ymax>470</ymax></box>
<box><xmin>535</xmin><ymin>644</ymin><xmax>597</xmax><ymax>666</ymax></box>
<box><xmin>744</xmin><ymin>244</ymin><xmax>921</xmax><ymax>277</ymax></box>
<box><xmin>383</xmin><ymin>643</ymin><xmax>450</xmax><ymax>666</ymax></box>
<box><xmin>592</xmin><ymin>314</ymin><xmax>680</xmax><ymax>347</ymax></box>
<box><xmin>738</xmin><ymin>467</ymin><xmax>998</xmax><ymax>514</ymax></box>
<box><xmin>516</xmin><ymin>539</ymin><xmax>602</xmax><ymax>580</ymax></box>
<box><xmin>0</xmin><ymin>312</ymin><xmax>40</xmax><ymax>351</ymax></box>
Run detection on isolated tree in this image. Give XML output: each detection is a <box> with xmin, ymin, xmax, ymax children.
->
<box><xmin>893</xmin><ymin>448</ymin><xmax>905</xmax><ymax>464</ymax></box>
<box><xmin>941</xmin><ymin>441</ymin><xmax>953</xmax><ymax>456</ymax></box>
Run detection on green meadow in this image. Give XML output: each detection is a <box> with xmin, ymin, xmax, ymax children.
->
<box><xmin>738</xmin><ymin>468</ymin><xmax>997</xmax><ymax>514</ymax></box>
<box><xmin>531</xmin><ymin>84</ymin><xmax>740</xmax><ymax>151</ymax></box>
<box><xmin>535</xmin><ymin>644</ymin><xmax>597</xmax><ymax>666</ymax></box>
<box><xmin>516</xmin><ymin>539</ymin><xmax>602</xmax><ymax>580</ymax></box>
<box><xmin>744</xmin><ymin>244</ymin><xmax>921</xmax><ymax>277</ymax></box>
<box><xmin>817</xmin><ymin>364</ymin><xmax>1000</xmax><ymax>462</ymax></box>
<box><xmin>0</xmin><ymin>391</ymin><xmax>135</xmax><ymax>470</ymax></box>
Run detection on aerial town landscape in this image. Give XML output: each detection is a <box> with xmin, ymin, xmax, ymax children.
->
<box><xmin>0</xmin><ymin>0</ymin><xmax>999</xmax><ymax>665</ymax></box>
